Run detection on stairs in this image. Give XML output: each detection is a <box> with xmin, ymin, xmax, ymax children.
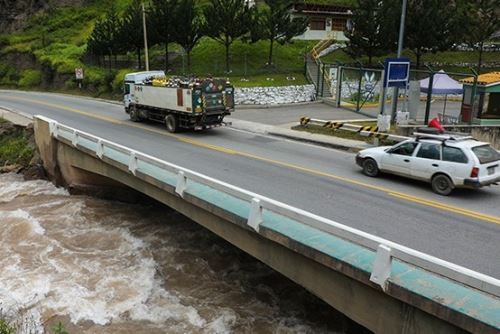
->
<box><xmin>306</xmin><ymin>53</ymin><xmax>333</xmax><ymax>98</ymax></box>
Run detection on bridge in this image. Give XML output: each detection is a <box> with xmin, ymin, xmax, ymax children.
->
<box><xmin>31</xmin><ymin>114</ymin><xmax>499</xmax><ymax>334</ymax></box>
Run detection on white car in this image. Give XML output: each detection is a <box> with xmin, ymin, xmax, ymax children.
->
<box><xmin>355</xmin><ymin>133</ymin><xmax>500</xmax><ymax>195</ymax></box>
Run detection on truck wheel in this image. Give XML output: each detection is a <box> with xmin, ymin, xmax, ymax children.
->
<box><xmin>165</xmin><ymin>114</ymin><xmax>178</xmax><ymax>133</ymax></box>
<box><xmin>129</xmin><ymin>105</ymin><xmax>141</xmax><ymax>122</ymax></box>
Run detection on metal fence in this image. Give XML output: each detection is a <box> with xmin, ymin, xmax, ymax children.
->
<box><xmin>310</xmin><ymin>62</ymin><xmax>485</xmax><ymax>125</ymax></box>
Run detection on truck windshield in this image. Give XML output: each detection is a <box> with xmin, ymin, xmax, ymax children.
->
<box><xmin>472</xmin><ymin>145</ymin><xmax>500</xmax><ymax>164</ymax></box>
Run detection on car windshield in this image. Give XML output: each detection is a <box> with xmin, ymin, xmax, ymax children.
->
<box><xmin>472</xmin><ymin>145</ymin><xmax>500</xmax><ymax>164</ymax></box>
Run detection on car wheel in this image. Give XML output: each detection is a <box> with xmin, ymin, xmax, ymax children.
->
<box><xmin>165</xmin><ymin>114</ymin><xmax>178</xmax><ymax>133</ymax></box>
<box><xmin>362</xmin><ymin>158</ymin><xmax>379</xmax><ymax>177</ymax></box>
<box><xmin>431</xmin><ymin>174</ymin><xmax>454</xmax><ymax>196</ymax></box>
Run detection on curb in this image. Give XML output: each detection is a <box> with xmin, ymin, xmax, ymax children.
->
<box><xmin>267</xmin><ymin>131</ymin><xmax>368</xmax><ymax>153</ymax></box>
<box><xmin>236</xmin><ymin>100</ymin><xmax>322</xmax><ymax>109</ymax></box>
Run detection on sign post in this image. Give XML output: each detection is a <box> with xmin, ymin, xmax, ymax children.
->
<box><xmin>75</xmin><ymin>68</ymin><xmax>84</xmax><ymax>89</ymax></box>
<box><xmin>378</xmin><ymin>58</ymin><xmax>410</xmax><ymax>131</ymax></box>
<box><xmin>380</xmin><ymin>58</ymin><xmax>410</xmax><ymax>116</ymax></box>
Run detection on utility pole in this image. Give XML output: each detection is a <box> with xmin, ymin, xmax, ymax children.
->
<box><xmin>142</xmin><ymin>1</ymin><xmax>150</xmax><ymax>71</ymax></box>
<box><xmin>390</xmin><ymin>0</ymin><xmax>408</xmax><ymax>122</ymax></box>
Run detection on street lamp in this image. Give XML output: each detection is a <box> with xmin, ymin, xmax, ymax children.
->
<box><xmin>390</xmin><ymin>0</ymin><xmax>408</xmax><ymax>121</ymax></box>
<box><xmin>142</xmin><ymin>1</ymin><xmax>150</xmax><ymax>71</ymax></box>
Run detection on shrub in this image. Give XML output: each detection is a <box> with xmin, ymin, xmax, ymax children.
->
<box><xmin>112</xmin><ymin>69</ymin><xmax>133</xmax><ymax>94</ymax></box>
<box><xmin>0</xmin><ymin>130</ymin><xmax>34</xmax><ymax>166</ymax></box>
<box><xmin>18</xmin><ymin>69</ymin><xmax>42</xmax><ymax>87</ymax></box>
<box><xmin>0</xmin><ymin>319</ymin><xmax>15</xmax><ymax>334</ymax></box>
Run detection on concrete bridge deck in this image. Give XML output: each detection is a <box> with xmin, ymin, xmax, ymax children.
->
<box><xmin>33</xmin><ymin>115</ymin><xmax>500</xmax><ymax>334</ymax></box>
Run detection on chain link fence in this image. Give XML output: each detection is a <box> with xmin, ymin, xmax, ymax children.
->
<box><xmin>311</xmin><ymin>61</ymin><xmax>488</xmax><ymax>126</ymax></box>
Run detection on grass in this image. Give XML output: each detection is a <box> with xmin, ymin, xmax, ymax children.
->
<box><xmin>292</xmin><ymin>122</ymin><xmax>397</xmax><ymax>146</ymax></box>
<box><xmin>0</xmin><ymin>125</ymin><xmax>34</xmax><ymax>166</ymax></box>
<box><xmin>164</xmin><ymin>38</ymin><xmax>314</xmax><ymax>85</ymax></box>
<box><xmin>0</xmin><ymin>319</ymin><xmax>15</xmax><ymax>334</ymax></box>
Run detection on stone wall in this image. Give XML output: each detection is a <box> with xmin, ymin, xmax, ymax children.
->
<box><xmin>235</xmin><ymin>85</ymin><xmax>316</xmax><ymax>105</ymax></box>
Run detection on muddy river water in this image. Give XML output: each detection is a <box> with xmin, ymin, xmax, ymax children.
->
<box><xmin>0</xmin><ymin>173</ymin><xmax>368</xmax><ymax>333</ymax></box>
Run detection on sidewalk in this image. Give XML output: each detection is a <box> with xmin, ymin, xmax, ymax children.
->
<box><xmin>227</xmin><ymin>102</ymin><xmax>375</xmax><ymax>152</ymax></box>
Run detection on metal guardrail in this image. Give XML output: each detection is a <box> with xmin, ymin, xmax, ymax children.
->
<box><xmin>39</xmin><ymin>115</ymin><xmax>500</xmax><ymax>297</ymax></box>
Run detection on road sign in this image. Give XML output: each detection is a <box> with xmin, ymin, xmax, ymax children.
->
<box><xmin>383</xmin><ymin>58</ymin><xmax>410</xmax><ymax>88</ymax></box>
<box><xmin>75</xmin><ymin>68</ymin><xmax>84</xmax><ymax>80</ymax></box>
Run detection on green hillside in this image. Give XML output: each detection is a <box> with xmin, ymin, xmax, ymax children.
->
<box><xmin>0</xmin><ymin>0</ymin><xmax>315</xmax><ymax>97</ymax></box>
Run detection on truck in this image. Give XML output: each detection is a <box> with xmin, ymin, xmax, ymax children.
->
<box><xmin>123</xmin><ymin>71</ymin><xmax>234</xmax><ymax>132</ymax></box>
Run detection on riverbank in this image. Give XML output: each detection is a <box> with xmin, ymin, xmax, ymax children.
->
<box><xmin>0</xmin><ymin>117</ymin><xmax>372</xmax><ymax>334</ymax></box>
<box><xmin>0</xmin><ymin>118</ymin><xmax>45</xmax><ymax>180</ymax></box>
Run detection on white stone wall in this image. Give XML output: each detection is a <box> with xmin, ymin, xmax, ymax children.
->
<box><xmin>235</xmin><ymin>85</ymin><xmax>316</xmax><ymax>105</ymax></box>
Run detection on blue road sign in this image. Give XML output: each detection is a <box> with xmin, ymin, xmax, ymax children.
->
<box><xmin>384</xmin><ymin>58</ymin><xmax>410</xmax><ymax>88</ymax></box>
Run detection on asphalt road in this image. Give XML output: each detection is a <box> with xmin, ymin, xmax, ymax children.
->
<box><xmin>1</xmin><ymin>90</ymin><xmax>499</xmax><ymax>278</ymax></box>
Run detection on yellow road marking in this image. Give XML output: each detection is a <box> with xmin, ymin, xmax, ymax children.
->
<box><xmin>388</xmin><ymin>192</ymin><xmax>500</xmax><ymax>225</ymax></box>
<box><xmin>3</xmin><ymin>95</ymin><xmax>121</xmax><ymax>124</ymax></box>
<box><xmin>3</xmin><ymin>94</ymin><xmax>499</xmax><ymax>225</ymax></box>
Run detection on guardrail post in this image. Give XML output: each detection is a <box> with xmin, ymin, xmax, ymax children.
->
<box><xmin>128</xmin><ymin>151</ymin><xmax>138</xmax><ymax>176</ymax></box>
<box><xmin>370</xmin><ymin>244</ymin><xmax>392</xmax><ymax>291</ymax></box>
<box><xmin>96</xmin><ymin>139</ymin><xmax>104</xmax><ymax>159</ymax></box>
<box><xmin>71</xmin><ymin>130</ymin><xmax>79</xmax><ymax>147</ymax></box>
<box><xmin>175</xmin><ymin>171</ymin><xmax>187</xmax><ymax>197</ymax></box>
<box><xmin>48</xmin><ymin>121</ymin><xmax>58</xmax><ymax>138</ymax></box>
<box><xmin>247</xmin><ymin>198</ymin><xmax>263</xmax><ymax>232</ymax></box>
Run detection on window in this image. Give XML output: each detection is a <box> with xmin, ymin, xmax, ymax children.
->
<box><xmin>416</xmin><ymin>142</ymin><xmax>441</xmax><ymax>160</ymax></box>
<box><xmin>472</xmin><ymin>145</ymin><xmax>500</xmax><ymax>164</ymax></box>
<box><xmin>124</xmin><ymin>84</ymin><xmax>131</xmax><ymax>94</ymax></box>
<box><xmin>389</xmin><ymin>142</ymin><xmax>418</xmax><ymax>156</ymax></box>
<box><xmin>442</xmin><ymin>146</ymin><xmax>468</xmax><ymax>163</ymax></box>
<box><xmin>331</xmin><ymin>18</ymin><xmax>345</xmax><ymax>31</ymax></box>
<box><xmin>310</xmin><ymin>19</ymin><xmax>326</xmax><ymax>31</ymax></box>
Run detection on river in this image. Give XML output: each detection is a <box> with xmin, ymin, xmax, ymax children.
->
<box><xmin>0</xmin><ymin>173</ymin><xmax>369</xmax><ymax>334</ymax></box>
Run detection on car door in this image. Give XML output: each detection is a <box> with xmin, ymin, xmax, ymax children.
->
<box><xmin>411</xmin><ymin>142</ymin><xmax>442</xmax><ymax>180</ymax></box>
<box><xmin>380</xmin><ymin>141</ymin><xmax>418</xmax><ymax>175</ymax></box>
<box><xmin>440</xmin><ymin>146</ymin><xmax>470</xmax><ymax>184</ymax></box>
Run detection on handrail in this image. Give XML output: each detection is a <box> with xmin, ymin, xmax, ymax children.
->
<box><xmin>38</xmin><ymin>115</ymin><xmax>500</xmax><ymax>297</ymax></box>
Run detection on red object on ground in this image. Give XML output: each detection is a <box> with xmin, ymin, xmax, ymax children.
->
<box><xmin>428</xmin><ymin>117</ymin><xmax>445</xmax><ymax>133</ymax></box>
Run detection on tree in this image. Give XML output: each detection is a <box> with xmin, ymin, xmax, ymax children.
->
<box><xmin>252</xmin><ymin>0</ymin><xmax>308</xmax><ymax>66</ymax></box>
<box><xmin>203</xmin><ymin>0</ymin><xmax>252</xmax><ymax>73</ymax></box>
<box><xmin>404</xmin><ymin>0</ymin><xmax>463</xmax><ymax>69</ymax></box>
<box><xmin>344</xmin><ymin>0</ymin><xmax>396</xmax><ymax>65</ymax></box>
<box><xmin>86</xmin><ymin>5</ymin><xmax>122</xmax><ymax>69</ymax></box>
<box><xmin>464</xmin><ymin>0</ymin><xmax>500</xmax><ymax>73</ymax></box>
<box><xmin>121</xmin><ymin>0</ymin><xmax>145</xmax><ymax>69</ymax></box>
<box><xmin>172</xmin><ymin>0</ymin><xmax>204</xmax><ymax>72</ymax></box>
<box><xmin>150</xmin><ymin>0</ymin><xmax>178</xmax><ymax>72</ymax></box>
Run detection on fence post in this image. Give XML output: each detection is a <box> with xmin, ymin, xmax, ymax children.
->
<box><xmin>470</xmin><ymin>69</ymin><xmax>479</xmax><ymax>125</ymax></box>
<box><xmin>316</xmin><ymin>61</ymin><xmax>321</xmax><ymax>98</ymax></box>
<box><xmin>336</xmin><ymin>66</ymin><xmax>343</xmax><ymax>107</ymax></box>
<box><xmin>356</xmin><ymin>64</ymin><xmax>363</xmax><ymax>112</ymax></box>
<box><xmin>424</xmin><ymin>66</ymin><xmax>434</xmax><ymax>125</ymax></box>
<box><xmin>320</xmin><ymin>64</ymin><xmax>325</xmax><ymax>97</ymax></box>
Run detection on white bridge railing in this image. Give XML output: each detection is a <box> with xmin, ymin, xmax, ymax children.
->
<box><xmin>41</xmin><ymin>115</ymin><xmax>500</xmax><ymax>298</ymax></box>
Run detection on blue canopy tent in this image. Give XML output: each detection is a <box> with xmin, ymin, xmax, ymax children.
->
<box><xmin>420</xmin><ymin>70</ymin><xmax>464</xmax><ymax>120</ymax></box>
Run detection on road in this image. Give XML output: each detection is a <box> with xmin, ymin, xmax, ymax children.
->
<box><xmin>1</xmin><ymin>90</ymin><xmax>499</xmax><ymax>278</ymax></box>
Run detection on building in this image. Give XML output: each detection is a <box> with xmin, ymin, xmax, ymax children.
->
<box><xmin>461</xmin><ymin>72</ymin><xmax>500</xmax><ymax>125</ymax></box>
<box><xmin>290</xmin><ymin>1</ymin><xmax>353</xmax><ymax>40</ymax></box>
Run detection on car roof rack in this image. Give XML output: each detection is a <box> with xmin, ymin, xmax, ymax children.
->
<box><xmin>413</xmin><ymin>132</ymin><xmax>476</xmax><ymax>142</ymax></box>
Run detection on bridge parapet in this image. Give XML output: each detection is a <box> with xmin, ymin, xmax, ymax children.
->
<box><xmin>34</xmin><ymin>115</ymin><xmax>500</xmax><ymax>334</ymax></box>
